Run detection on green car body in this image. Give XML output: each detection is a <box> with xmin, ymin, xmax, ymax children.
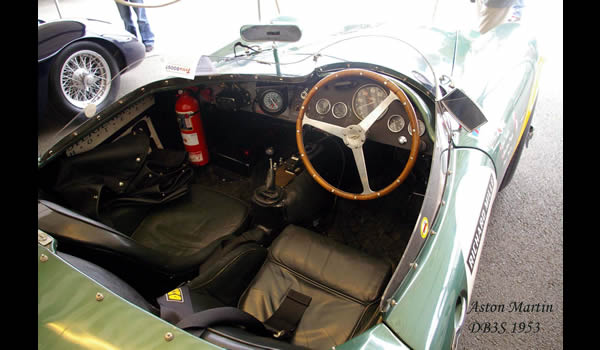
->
<box><xmin>38</xmin><ymin>15</ymin><xmax>541</xmax><ymax>350</ymax></box>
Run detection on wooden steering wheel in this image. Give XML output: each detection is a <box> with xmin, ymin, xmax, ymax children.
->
<box><xmin>295</xmin><ymin>68</ymin><xmax>420</xmax><ymax>200</ymax></box>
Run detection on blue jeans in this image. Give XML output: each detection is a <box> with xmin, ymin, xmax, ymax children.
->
<box><xmin>117</xmin><ymin>0</ymin><xmax>155</xmax><ymax>46</ymax></box>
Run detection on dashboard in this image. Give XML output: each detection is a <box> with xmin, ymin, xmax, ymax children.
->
<box><xmin>62</xmin><ymin>72</ymin><xmax>434</xmax><ymax>160</ymax></box>
<box><xmin>213</xmin><ymin>75</ymin><xmax>432</xmax><ymax>154</ymax></box>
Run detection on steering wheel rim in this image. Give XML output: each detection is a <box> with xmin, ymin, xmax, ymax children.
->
<box><xmin>296</xmin><ymin>68</ymin><xmax>420</xmax><ymax>200</ymax></box>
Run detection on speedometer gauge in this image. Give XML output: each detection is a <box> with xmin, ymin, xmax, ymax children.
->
<box><xmin>352</xmin><ymin>84</ymin><xmax>388</xmax><ymax>120</ymax></box>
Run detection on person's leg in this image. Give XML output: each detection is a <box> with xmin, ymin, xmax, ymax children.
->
<box><xmin>476</xmin><ymin>0</ymin><xmax>512</xmax><ymax>34</ymax></box>
<box><xmin>131</xmin><ymin>1</ymin><xmax>155</xmax><ymax>50</ymax></box>
<box><xmin>116</xmin><ymin>4</ymin><xmax>137</xmax><ymax>38</ymax></box>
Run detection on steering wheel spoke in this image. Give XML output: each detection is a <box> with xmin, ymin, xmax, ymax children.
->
<box><xmin>358</xmin><ymin>91</ymin><xmax>399</xmax><ymax>132</ymax></box>
<box><xmin>302</xmin><ymin>115</ymin><xmax>346</xmax><ymax>139</ymax></box>
<box><xmin>351</xmin><ymin>147</ymin><xmax>374</xmax><ymax>194</ymax></box>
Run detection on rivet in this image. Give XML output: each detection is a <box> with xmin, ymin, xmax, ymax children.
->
<box><xmin>164</xmin><ymin>332</ymin><xmax>174</xmax><ymax>342</ymax></box>
<box><xmin>118</xmin><ymin>181</ymin><xmax>125</xmax><ymax>187</ymax></box>
<box><xmin>377</xmin><ymin>192</ymin><xmax>381</xmax><ymax>197</ymax></box>
<box><xmin>301</xmin><ymin>106</ymin><xmax>304</xmax><ymax>109</ymax></box>
<box><xmin>441</xmin><ymin>200</ymin><xmax>446</xmax><ymax>206</ymax></box>
<box><xmin>96</xmin><ymin>292</ymin><xmax>104</xmax><ymax>301</ymax></box>
<box><xmin>390</xmin><ymin>299</ymin><xmax>398</xmax><ymax>306</ymax></box>
<box><xmin>40</xmin><ymin>254</ymin><xmax>48</xmax><ymax>262</ymax></box>
<box><xmin>331</xmin><ymin>189</ymin><xmax>334</xmax><ymax>193</ymax></box>
<box><xmin>136</xmin><ymin>157</ymin><xmax>141</xmax><ymax>162</ymax></box>
<box><xmin>300</xmin><ymin>154</ymin><xmax>304</xmax><ymax>157</ymax></box>
<box><xmin>73</xmin><ymin>132</ymin><xmax>78</xmax><ymax>136</ymax></box>
<box><xmin>148</xmin><ymin>174</ymin><xmax>153</xmax><ymax>178</ymax></box>
<box><xmin>384</xmin><ymin>81</ymin><xmax>387</xmax><ymax>85</ymax></box>
<box><xmin>431</xmin><ymin>230</ymin><xmax>437</xmax><ymax>236</ymax></box>
<box><xmin>353</xmin><ymin>196</ymin><xmax>357</xmax><ymax>199</ymax></box>
<box><xmin>410</xmin><ymin>262</ymin><xmax>418</xmax><ymax>269</ymax></box>
<box><xmin>93</xmin><ymin>195</ymin><xmax>98</xmax><ymax>199</ymax></box>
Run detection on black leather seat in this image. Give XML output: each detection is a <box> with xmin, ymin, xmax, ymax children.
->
<box><xmin>236</xmin><ymin>225</ymin><xmax>392</xmax><ymax>349</ymax></box>
<box><xmin>38</xmin><ymin>185</ymin><xmax>249</xmax><ymax>293</ymax></box>
<box><xmin>51</xmin><ymin>224</ymin><xmax>392</xmax><ymax>349</ymax></box>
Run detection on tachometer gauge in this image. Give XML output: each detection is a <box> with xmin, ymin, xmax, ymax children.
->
<box><xmin>259</xmin><ymin>89</ymin><xmax>286</xmax><ymax>115</ymax></box>
<box><xmin>352</xmin><ymin>84</ymin><xmax>388</xmax><ymax>120</ymax></box>
<box><xmin>387</xmin><ymin>115</ymin><xmax>405</xmax><ymax>132</ymax></box>
<box><xmin>407</xmin><ymin>119</ymin><xmax>426</xmax><ymax>137</ymax></box>
<box><xmin>316</xmin><ymin>98</ymin><xmax>331</xmax><ymax>115</ymax></box>
<box><xmin>332</xmin><ymin>102</ymin><xmax>348</xmax><ymax>119</ymax></box>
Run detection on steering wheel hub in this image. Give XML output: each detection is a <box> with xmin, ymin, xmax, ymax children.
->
<box><xmin>342</xmin><ymin>125</ymin><xmax>366</xmax><ymax>149</ymax></box>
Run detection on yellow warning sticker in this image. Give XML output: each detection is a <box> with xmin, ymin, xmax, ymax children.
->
<box><xmin>166</xmin><ymin>288</ymin><xmax>184</xmax><ymax>302</ymax></box>
<box><xmin>420</xmin><ymin>217</ymin><xmax>429</xmax><ymax>239</ymax></box>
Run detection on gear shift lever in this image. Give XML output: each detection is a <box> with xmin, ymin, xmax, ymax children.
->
<box><xmin>253</xmin><ymin>147</ymin><xmax>283</xmax><ymax>205</ymax></box>
<box><xmin>265</xmin><ymin>147</ymin><xmax>276</xmax><ymax>192</ymax></box>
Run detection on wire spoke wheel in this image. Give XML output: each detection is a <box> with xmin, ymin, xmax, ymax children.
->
<box><xmin>59</xmin><ymin>49</ymin><xmax>112</xmax><ymax>109</ymax></box>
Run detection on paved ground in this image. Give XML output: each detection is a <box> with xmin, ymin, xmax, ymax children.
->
<box><xmin>39</xmin><ymin>1</ymin><xmax>563</xmax><ymax>348</ymax></box>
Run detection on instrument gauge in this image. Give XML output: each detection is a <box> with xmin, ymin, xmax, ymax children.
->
<box><xmin>259</xmin><ymin>89</ymin><xmax>286</xmax><ymax>115</ymax></box>
<box><xmin>332</xmin><ymin>102</ymin><xmax>348</xmax><ymax>119</ymax></box>
<box><xmin>407</xmin><ymin>119</ymin><xmax>426</xmax><ymax>137</ymax></box>
<box><xmin>352</xmin><ymin>84</ymin><xmax>388</xmax><ymax>120</ymax></box>
<box><xmin>316</xmin><ymin>98</ymin><xmax>331</xmax><ymax>115</ymax></box>
<box><xmin>387</xmin><ymin>115</ymin><xmax>405</xmax><ymax>132</ymax></box>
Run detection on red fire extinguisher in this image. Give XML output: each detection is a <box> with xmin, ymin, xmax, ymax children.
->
<box><xmin>175</xmin><ymin>89</ymin><xmax>210</xmax><ymax>166</ymax></box>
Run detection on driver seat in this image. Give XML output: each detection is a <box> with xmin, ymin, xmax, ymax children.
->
<box><xmin>237</xmin><ymin>225</ymin><xmax>392</xmax><ymax>348</ymax></box>
<box><xmin>196</xmin><ymin>225</ymin><xmax>393</xmax><ymax>349</ymax></box>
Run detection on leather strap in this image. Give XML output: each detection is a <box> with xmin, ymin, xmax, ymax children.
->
<box><xmin>264</xmin><ymin>289</ymin><xmax>312</xmax><ymax>340</ymax></box>
<box><xmin>176</xmin><ymin>306</ymin><xmax>269</xmax><ymax>336</ymax></box>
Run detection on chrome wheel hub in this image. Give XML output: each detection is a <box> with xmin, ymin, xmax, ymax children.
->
<box><xmin>59</xmin><ymin>49</ymin><xmax>112</xmax><ymax>109</ymax></box>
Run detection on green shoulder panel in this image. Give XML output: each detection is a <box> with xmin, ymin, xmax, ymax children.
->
<box><xmin>38</xmin><ymin>245</ymin><xmax>218</xmax><ymax>350</ymax></box>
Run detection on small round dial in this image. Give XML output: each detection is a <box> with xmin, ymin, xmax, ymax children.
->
<box><xmin>332</xmin><ymin>102</ymin><xmax>348</xmax><ymax>119</ymax></box>
<box><xmin>387</xmin><ymin>115</ymin><xmax>405</xmax><ymax>132</ymax></box>
<box><xmin>260</xmin><ymin>89</ymin><xmax>286</xmax><ymax>114</ymax></box>
<box><xmin>352</xmin><ymin>84</ymin><xmax>388</xmax><ymax>120</ymax></box>
<box><xmin>316</xmin><ymin>98</ymin><xmax>331</xmax><ymax>115</ymax></box>
<box><xmin>407</xmin><ymin>119</ymin><xmax>426</xmax><ymax>137</ymax></box>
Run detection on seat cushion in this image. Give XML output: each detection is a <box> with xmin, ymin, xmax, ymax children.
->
<box><xmin>239</xmin><ymin>225</ymin><xmax>392</xmax><ymax>349</ymax></box>
<box><xmin>131</xmin><ymin>185</ymin><xmax>249</xmax><ymax>257</ymax></box>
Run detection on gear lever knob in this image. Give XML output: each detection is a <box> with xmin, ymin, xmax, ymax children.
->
<box><xmin>265</xmin><ymin>147</ymin><xmax>274</xmax><ymax>157</ymax></box>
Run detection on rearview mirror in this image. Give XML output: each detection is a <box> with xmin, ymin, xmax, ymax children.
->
<box><xmin>240</xmin><ymin>24</ymin><xmax>302</xmax><ymax>42</ymax></box>
<box><xmin>440</xmin><ymin>88</ymin><xmax>487</xmax><ymax>132</ymax></box>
